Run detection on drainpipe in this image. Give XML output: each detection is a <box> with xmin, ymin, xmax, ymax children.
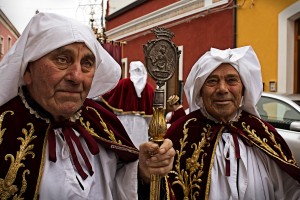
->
<box><xmin>233</xmin><ymin>0</ymin><xmax>237</xmax><ymax>48</ymax></box>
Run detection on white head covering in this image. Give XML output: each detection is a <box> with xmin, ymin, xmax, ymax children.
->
<box><xmin>0</xmin><ymin>12</ymin><xmax>121</xmax><ymax>106</ymax></box>
<box><xmin>184</xmin><ymin>46</ymin><xmax>262</xmax><ymax>117</ymax></box>
<box><xmin>129</xmin><ymin>61</ymin><xmax>147</xmax><ymax>98</ymax></box>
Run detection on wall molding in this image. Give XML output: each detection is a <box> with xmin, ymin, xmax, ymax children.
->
<box><xmin>106</xmin><ymin>0</ymin><xmax>228</xmax><ymax>40</ymax></box>
<box><xmin>278</xmin><ymin>1</ymin><xmax>300</xmax><ymax>93</ymax></box>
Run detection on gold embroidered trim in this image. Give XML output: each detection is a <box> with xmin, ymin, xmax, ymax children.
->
<box><xmin>0</xmin><ymin>111</ymin><xmax>14</xmax><ymax>145</ymax></box>
<box><xmin>240</xmin><ymin>115</ymin><xmax>297</xmax><ymax>166</ymax></box>
<box><xmin>205</xmin><ymin>127</ymin><xmax>224</xmax><ymax>200</ymax></box>
<box><xmin>110</xmin><ymin>144</ymin><xmax>139</xmax><ymax>154</ymax></box>
<box><xmin>164</xmin><ymin>176</ymin><xmax>171</xmax><ymax>200</ymax></box>
<box><xmin>82</xmin><ymin>106</ymin><xmax>122</xmax><ymax>144</ymax></box>
<box><xmin>98</xmin><ymin>96</ymin><xmax>153</xmax><ymax>117</ymax></box>
<box><xmin>33</xmin><ymin>126</ymin><xmax>49</xmax><ymax>200</ymax></box>
<box><xmin>170</xmin><ymin>118</ymin><xmax>212</xmax><ymax>199</ymax></box>
<box><xmin>0</xmin><ymin>123</ymin><xmax>36</xmax><ymax>200</ymax></box>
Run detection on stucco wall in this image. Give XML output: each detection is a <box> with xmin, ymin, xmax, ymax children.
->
<box><xmin>236</xmin><ymin>0</ymin><xmax>298</xmax><ymax>92</ymax></box>
<box><xmin>122</xmin><ymin>9</ymin><xmax>234</xmax><ymax>108</ymax></box>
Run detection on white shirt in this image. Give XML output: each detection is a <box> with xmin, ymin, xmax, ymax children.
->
<box><xmin>209</xmin><ymin>132</ymin><xmax>300</xmax><ymax>200</ymax></box>
<box><xmin>117</xmin><ymin>114</ymin><xmax>150</xmax><ymax>149</ymax></box>
<box><xmin>39</xmin><ymin>128</ymin><xmax>138</xmax><ymax>200</ymax></box>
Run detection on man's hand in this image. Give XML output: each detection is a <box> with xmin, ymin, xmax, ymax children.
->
<box><xmin>138</xmin><ymin>139</ymin><xmax>175</xmax><ymax>184</ymax></box>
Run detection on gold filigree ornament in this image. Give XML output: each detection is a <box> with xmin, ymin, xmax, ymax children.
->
<box><xmin>241</xmin><ymin>116</ymin><xmax>295</xmax><ymax>164</ymax></box>
<box><xmin>0</xmin><ymin>123</ymin><xmax>36</xmax><ymax>200</ymax></box>
<box><xmin>81</xmin><ymin>107</ymin><xmax>122</xmax><ymax>144</ymax></box>
<box><xmin>170</xmin><ymin>118</ymin><xmax>212</xmax><ymax>199</ymax></box>
<box><xmin>0</xmin><ymin>111</ymin><xmax>14</xmax><ymax>145</ymax></box>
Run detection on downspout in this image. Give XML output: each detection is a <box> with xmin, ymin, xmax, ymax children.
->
<box><xmin>233</xmin><ymin>0</ymin><xmax>237</xmax><ymax>48</ymax></box>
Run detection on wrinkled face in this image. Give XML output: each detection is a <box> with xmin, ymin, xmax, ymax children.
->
<box><xmin>23</xmin><ymin>42</ymin><xmax>96</xmax><ymax>121</ymax></box>
<box><xmin>201</xmin><ymin>63</ymin><xmax>244</xmax><ymax>123</ymax></box>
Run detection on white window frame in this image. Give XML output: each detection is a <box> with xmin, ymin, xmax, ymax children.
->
<box><xmin>0</xmin><ymin>36</ymin><xmax>4</xmax><ymax>55</ymax></box>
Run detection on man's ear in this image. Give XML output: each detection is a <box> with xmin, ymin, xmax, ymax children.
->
<box><xmin>23</xmin><ymin>64</ymin><xmax>32</xmax><ymax>85</ymax></box>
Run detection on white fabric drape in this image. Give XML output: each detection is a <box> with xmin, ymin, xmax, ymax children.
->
<box><xmin>209</xmin><ymin>132</ymin><xmax>300</xmax><ymax>200</ymax></box>
<box><xmin>117</xmin><ymin>115</ymin><xmax>150</xmax><ymax>149</ymax></box>
<box><xmin>0</xmin><ymin>12</ymin><xmax>121</xmax><ymax>106</ymax></box>
<box><xmin>129</xmin><ymin>61</ymin><xmax>147</xmax><ymax>98</ymax></box>
<box><xmin>184</xmin><ymin>46</ymin><xmax>262</xmax><ymax>117</ymax></box>
<box><xmin>40</xmin><ymin>128</ymin><xmax>138</xmax><ymax>200</ymax></box>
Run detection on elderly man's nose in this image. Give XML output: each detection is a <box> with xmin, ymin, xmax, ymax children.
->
<box><xmin>218</xmin><ymin>80</ymin><xmax>228</xmax><ymax>91</ymax></box>
<box><xmin>66</xmin><ymin>63</ymin><xmax>84</xmax><ymax>81</ymax></box>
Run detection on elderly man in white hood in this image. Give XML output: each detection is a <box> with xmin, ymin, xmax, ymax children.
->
<box><xmin>165</xmin><ymin>46</ymin><xmax>300</xmax><ymax>199</ymax></box>
<box><xmin>0</xmin><ymin>12</ymin><xmax>175</xmax><ymax>200</ymax></box>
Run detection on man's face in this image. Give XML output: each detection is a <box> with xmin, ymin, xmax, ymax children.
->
<box><xmin>201</xmin><ymin>63</ymin><xmax>244</xmax><ymax>123</ymax></box>
<box><xmin>23</xmin><ymin>43</ymin><xmax>96</xmax><ymax>121</ymax></box>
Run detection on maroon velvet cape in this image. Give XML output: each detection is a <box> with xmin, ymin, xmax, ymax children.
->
<box><xmin>0</xmin><ymin>96</ymin><xmax>139</xmax><ymax>199</ymax></box>
<box><xmin>101</xmin><ymin>78</ymin><xmax>154</xmax><ymax>115</ymax></box>
<box><xmin>165</xmin><ymin>109</ymin><xmax>300</xmax><ymax>200</ymax></box>
<box><xmin>168</xmin><ymin>107</ymin><xmax>186</xmax><ymax>124</ymax></box>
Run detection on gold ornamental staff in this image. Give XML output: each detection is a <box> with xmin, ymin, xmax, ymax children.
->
<box><xmin>143</xmin><ymin>27</ymin><xmax>181</xmax><ymax>200</ymax></box>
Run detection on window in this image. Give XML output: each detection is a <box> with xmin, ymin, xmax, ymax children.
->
<box><xmin>256</xmin><ymin>95</ymin><xmax>300</xmax><ymax>130</ymax></box>
<box><xmin>0</xmin><ymin>36</ymin><xmax>4</xmax><ymax>55</ymax></box>
<box><xmin>8</xmin><ymin>36</ymin><xmax>12</xmax><ymax>49</ymax></box>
